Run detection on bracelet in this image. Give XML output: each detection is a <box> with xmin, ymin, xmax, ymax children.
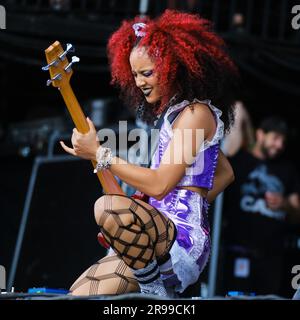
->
<box><xmin>93</xmin><ymin>146</ymin><xmax>113</xmax><ymax>173</ymax></box>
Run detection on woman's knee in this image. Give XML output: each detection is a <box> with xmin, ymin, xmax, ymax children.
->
<box><xmin>94</xmin><ymin>195</ymin><xmax>113</xmax><ymax>227</ymax></box>
<box><xmin>94</xmin><ymin>194</ymin><xmax>133</xmax><ymax>231</ymax></box>
<box><xmin>94</xmin><ymin>196</ymin><xmax>103</xmax><ymax>225</ymax></box>
<box><xmin>94</xmin><ymin>195</ymin><xmax>111</xmax><ymax>226</ymax></box>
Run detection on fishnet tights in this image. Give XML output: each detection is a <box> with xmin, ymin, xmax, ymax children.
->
<box><xmin>69</xmin><ymin>254</ymin><xmax>139</xmax><ymax>296</ymax></box>
<box><xmin>69</xmin><ymin>194</ymin><xmax>177</xmax><ymax>296</ymax></box>
<box><xmin>96</xmin><ymin>194</ymin><xmax>176</xmax><ymax>269</ymax></box>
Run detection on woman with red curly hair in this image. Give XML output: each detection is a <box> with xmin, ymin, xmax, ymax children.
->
<box><xmin>61</xmin><ymin>10</ymin><xmax>237</xmax><ymax>297</ymax></box>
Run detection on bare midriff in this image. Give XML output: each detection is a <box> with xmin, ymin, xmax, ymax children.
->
<box><xmin>177</xmin><ymin>185</ymin><xmax>208</xmax><ymax>198</ymax></box>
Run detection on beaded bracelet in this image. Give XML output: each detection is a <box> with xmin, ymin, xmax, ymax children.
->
<box><xmin>93</xmin><ymin>146</ymin><xmax>113</xmax><ymax>173</ymax></box>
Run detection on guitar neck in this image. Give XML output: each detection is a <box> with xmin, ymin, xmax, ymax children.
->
<box><xmin>60</xmin><ymin>84</ymin><xmax>124</xmax><ymax>195</ymax></box>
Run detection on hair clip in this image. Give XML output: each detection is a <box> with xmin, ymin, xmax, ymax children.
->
<box><xmin>132</xmin><ymin>23</ymin><xmax>147</xmax><ymax>37</ymax></box>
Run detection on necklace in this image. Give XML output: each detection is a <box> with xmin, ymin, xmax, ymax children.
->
<box><xmin>156</xmin><ymin>94</ymin><xmax>179</xmax><ymax>119</ymax></box>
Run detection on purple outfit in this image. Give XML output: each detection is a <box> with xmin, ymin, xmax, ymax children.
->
<box><xmin>148</xmin><ymin>98</ymin><xmax>224</xmax><ymax>293</ymax></box>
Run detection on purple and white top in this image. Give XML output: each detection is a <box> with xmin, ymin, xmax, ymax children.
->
<box><xmin>149</xmin><ymin>98</ymin><xmax>224</xmax><ymax>190</ymax></box>
<box><xmin>148</xmin><ymin>98</ymin><xmax>224</xmax><ymax>293</ymax></box>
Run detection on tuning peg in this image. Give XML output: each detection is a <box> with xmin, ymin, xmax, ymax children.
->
<box><xmin>42</xmin><ymin>59</ymin><xmax>59</xmax><ymax>71</ymax></box>
<box><xmin>46</xmin><ymin>73</ymin><xmax>62</xmax><ymax>86</ymax></box>
<box><xmin>64</xmin><ymin>56</ymin><xmax>80</xmax><ymax>73</ymax></box>
<box><xmin>59</xmin><ymin>43</ymin><xmax>75</xmax><ymax>61</ymax></box>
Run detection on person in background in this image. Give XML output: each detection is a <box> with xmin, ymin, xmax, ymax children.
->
<box><xmin>222</xmin><ymin>100</ymin><xmax>255</xmax><ymax>157</ymax></box>
<box><xmin>222</xmin><ymin>116</ymin><xmax>300</xmax><ymax>296</ymax></box>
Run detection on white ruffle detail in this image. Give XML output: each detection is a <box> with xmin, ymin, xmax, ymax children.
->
<box><xmin>164</xmin><ymin>98</ymin><xmax>224</xmax><ymax>151</ymax></box>
<box><xmin>169</xmin><ymin>240</ymin><xmax>201</xmax><ymax>293</ymax></box>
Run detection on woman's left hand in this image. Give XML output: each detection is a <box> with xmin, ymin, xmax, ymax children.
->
<box><xmin>60</xmin><ymin>117</ymin><xmax>99</xmax><ymax>161</ymax></box>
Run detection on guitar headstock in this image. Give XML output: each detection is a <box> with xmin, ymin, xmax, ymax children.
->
<box><xmin>43</xmin><ymin>41</ymin><xmax>79</xmax><ymax>88</ymax></box>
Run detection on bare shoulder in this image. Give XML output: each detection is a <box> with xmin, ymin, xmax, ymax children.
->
<box><xmin>173</xmin><ymin>102</ymin><xmax>215</xmax><ymax>131</ymax></box>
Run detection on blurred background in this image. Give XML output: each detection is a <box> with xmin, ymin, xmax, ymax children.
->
<box><xmin>0</xmin><ymin>0</ymin><xmax>300</xmax><ymax>298</ymax></box>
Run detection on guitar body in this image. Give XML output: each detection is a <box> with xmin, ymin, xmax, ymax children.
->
<box><xmin>131</xmin><ymin>191</ymin><xmax>149</xmax><ymax>203</ymax></box>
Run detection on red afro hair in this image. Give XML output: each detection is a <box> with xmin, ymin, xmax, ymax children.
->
<box><xmin>107</xmin><ymin>9</ymin><xmax>238</xmax><ymax>129</ymax></box>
